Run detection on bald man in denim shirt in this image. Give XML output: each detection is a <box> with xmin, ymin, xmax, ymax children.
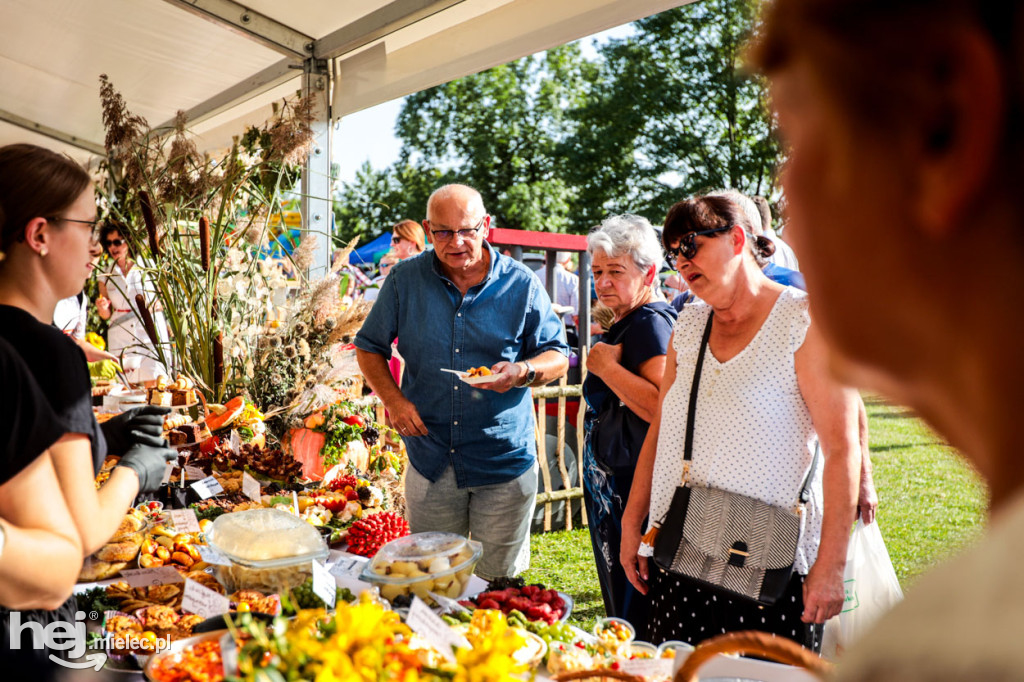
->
<box><xmin>356</xmin><ymin>184</ymin><xmax>569</xmax><ymax>578</ymax></box>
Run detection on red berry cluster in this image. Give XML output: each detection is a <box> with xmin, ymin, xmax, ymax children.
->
<box><xmin>327</xmin><ymin>474</ymin><xmax>360</xmax><ymax>492</ymax></box>
<box><xmin>346</xmin><ymin>512</ymin><xmax>409</xmax><ymax>557</ymax></box>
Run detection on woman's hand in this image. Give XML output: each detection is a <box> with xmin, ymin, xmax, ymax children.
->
<box><xmin>96</xmin><ymin>296</ymin><xmax>111</xmax><ymax>318</ymax></box>
<box><xmin>587</xmin><ymin>341</ymin><xmax>622</xmax><ymax>379</ymax></box>
<box><xmin>620</xmin><ymin>515</ymin><xmax>649</xmax><ymax>595</ymax></box>
<box><xmin>802</xmin><ymin>560</ymin><xmax>846</xmax><ymax>623</ymax></box>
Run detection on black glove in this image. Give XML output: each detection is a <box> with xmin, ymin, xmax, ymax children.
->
<box><xmin>101</xmin><ymin>406</ymin><xmax>170</xmax><ymax>456</ymax></box>
<box><xmin>115</xmin><ymin>438</ymin><xmax>178</xmax><ymax>493</ymax></box>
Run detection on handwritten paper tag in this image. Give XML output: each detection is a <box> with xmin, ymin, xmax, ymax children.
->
<box><xmin>191</xmin><ymin>476</ymin><xmax>224</xmax><ymax>500</ymax></box>
<box><xmin>329</xmin><ymin>556</ymin><xmax>368</xmax><ymax>579</ymax></box>
<box><xmin>311</xmin><ymin>560</ymin><xmax>336</xmax><ymax>609</ymax></box>
<box><xmin>119</xmin><ymin>566</ymin><xmax>184</xmax><ymax>588</ymax></box>
<box><xmin>168</xmin><ymin>508</ymin><xmax>201</xmax><ymax>533</ymax></box>
<box><xmin>620</xmin><ymin>657</ymin><xmax>673</xmax><ymax>677</ymax></box>
<box><xmin>229</xmin><ymin>430</ymin><xmax>241</xmax><ymax>454</ymax></box>
<box><xmin>406</xmin><ymin>596</ymin><xmax>470</xmax><ymax>661</ymax></box>
<box><xmin>242</xmin><ymin>471</ymin><xmax>262</xmax><ymax>502</ymax></box>
<box><xmin>185</xmin><ymin>465</ymin><xmax>207</xmax><ymax>481</ymax></box>
<box><xmin>182</xmin><ymin>578</ymin><xmax>230</xmax><ymax>619</ymax></box>
<box><xmin>196</xmin><ymin>545</ymin><xmax>232</xmax><ymax>567</ymax></box>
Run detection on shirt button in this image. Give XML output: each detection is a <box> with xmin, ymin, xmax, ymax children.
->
<box><xmin>454</xmin><ymin>386</ymin><xmax>459</xmax><ymax>391</ymax></box>
<box><xmin>457</xmin><ymin>313</ymin><xmax>462</xmax><ymax>317</ymax></box>
<box><xmin>455</xmin><ymin>349</ymin><xmax>460</xmax><ymax>353</ymax></box>
<box><xmin>450</xmin><ymin>449</ymin><xmax>455</xmax><ymax>453</ymax></box>
<box><xmin>454</xmin><ymin>421</ymin><xmax>459</xmax><ymax>425</ymax></box>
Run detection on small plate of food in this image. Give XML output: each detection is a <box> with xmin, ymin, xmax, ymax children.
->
<box><xmin>440</xmin><ymin>367</ymin><xmax>500</xmax><ymax>385</ymax></box>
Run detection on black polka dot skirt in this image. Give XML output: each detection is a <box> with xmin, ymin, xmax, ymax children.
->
<box><xmin>644</xmin><ymin>564</ymin><xmax>823</xmax><ymax>652</ymax></box>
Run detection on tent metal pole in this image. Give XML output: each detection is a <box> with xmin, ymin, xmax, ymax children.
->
<box><xmin>301</xmin><ymin>57</ymin><xmax>333</xmax><ymax>281</ymax></box>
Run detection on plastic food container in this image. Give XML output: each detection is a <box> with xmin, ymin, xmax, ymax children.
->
<box><xmin>207</xmin><ymin>509</ymin><xmax>328</xmax><ymax>593</ymax></box>
<box><xmin>594</xmin><ymin>616</ymin><xmax>636</xmax><ymax>656</ymax></box>
<box><xmin>359</xmin><ymin>532</ymin><xmax>482</xmax><ymax>606</ymax></box>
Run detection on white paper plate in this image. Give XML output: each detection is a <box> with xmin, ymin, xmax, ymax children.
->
<box><xmin>440</xmin><ymin>368</ymin><xmax>499</xmax><ymax>385</ymax></box>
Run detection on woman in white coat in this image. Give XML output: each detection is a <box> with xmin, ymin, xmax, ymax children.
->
<box><xmin>96</xmin><ymin>223</ymin><xmax>169</xmax><ymax>383</ymax></box>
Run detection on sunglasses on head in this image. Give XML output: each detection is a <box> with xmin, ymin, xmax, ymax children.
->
<box><xmin>104</xmin><ymin>239</ymin><xmax>125</xmax><ymax>247</ymax></box>
<box><xmin>665</xmin><ymin>226</ymin><xmax>733</xmax><ymax>260</ymax></box>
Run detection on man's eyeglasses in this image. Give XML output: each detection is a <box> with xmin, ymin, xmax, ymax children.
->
<box><xmin>104</xmin><ymin>239</ymin><xmax>125</xmax><ymax>248</ymax></box>
<box><xmin>428</xmin><ymin>216</ymin><xmax>486</xmax><ymax>242</ymax></box>
<box><xmin>48</xmin><ymin>216</ymin><xmax>103</xmax><ymax>239</ymax></box>
<box><xmin>665</xmin><ymin>226</ymin><xmax>733</xmax><ymax>260</ymax></box>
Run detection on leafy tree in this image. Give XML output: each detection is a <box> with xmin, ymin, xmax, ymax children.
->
<box><xmin>394</xmin><ymin>44</ymin><xmax>596</xmax><ymax>232</ymax></box>
<box><xmin>566</xmin><ymin>0</ymin><xmax>779</xmax><ymax>228</ymax></box>
<box><xmin>331</xmin><ymin>161</ymin><xmax>441</xmax><ymax>248</ymax></box>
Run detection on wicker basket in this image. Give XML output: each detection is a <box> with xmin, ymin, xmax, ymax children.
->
<box><xmin>551</xmin><ymin>670</ymin><xmax>645</xmax><ymax>682</ymax></box>
<box><xmin>674</xmin><ymin>630</ymin><xmax>832</xmax><ymax>682</ymax></box>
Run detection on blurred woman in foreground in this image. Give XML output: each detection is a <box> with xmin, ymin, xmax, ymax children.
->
<box><xmin>752</xmin><ymin>0</ymin><xmax>1024</xmax><ymax>677</ymax></box>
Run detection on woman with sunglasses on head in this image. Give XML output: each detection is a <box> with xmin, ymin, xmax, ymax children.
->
<box><xmin>0</xmin><ymin>144</ymin><xmax>176</xmax><ymax>620</ymax></box>
<box><xmin>618</xmin><ymin>194</ymin><xmax>861</xmax><ymax>650</ymax></box>
<box><xmin>96</xmin><ymin>222</ymin><xmax>170</xmax><ymax>383</ymax></box>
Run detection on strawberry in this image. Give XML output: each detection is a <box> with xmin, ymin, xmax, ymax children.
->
<box><xmin>345</xmin><ymin>512</ymin><xmax>409</xmax><ymax>557</ymax></box>
<box><xmin>478</xmin><ymin>599</ymin><xmax>500</xmax><ymax>610</ymax></box>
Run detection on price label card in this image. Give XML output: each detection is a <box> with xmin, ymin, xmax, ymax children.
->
<box><xmin>168</xmin><ymin>508</ymin><xmax>201</xmax><ymax>533</ymax></box>
<box><xmin>311</xmin><ymin>560</ymin><xmax>336</xmax><ymax>609</ymax></box>
<box><xmin>242</xmin><ymin>471</ymin><xmax>262</xmax><ymax>503</ymax></box>
<box><xmin>182</xmin><ymin>578</ymin><xmax>230</xmax><ymax>619</ymax></box>
<box><xmin>185</xmin><ymin>465</ymin><xmax>207</xmax><ymax>481</ymax></box>
<box><xmin>406</xmin><ymin>596</ymin><xmax>470</xmax><ymax>661</ymax></box>
<box><xmin>196</xmin><ymin>545</ymin><xmax>232</xmax><ymax>567</ymax></box>
<box><xmin>620</xmin><ymin>658</ymin><xmax>673</xmax><ymax>677</ymax></box>
<box><xmin>191</xmin><ymin>476</ymin><xmax>224</xmax><ymax>500</ymax></box>
<box><xmin>160</xmin><ymin>461</ymin><xmax>174</xmax><ymax>485</ymax></box>
<box><xmin>229</xmin><ymin>430</ymin><xmax>241</xmax><ymax>454</ymax></box>
<box><xmin>220</xmin><ymin>632</ymin><xmax>238</xmax><ymax>677</ymax></box>
<box><xmin>119</xmin><ymin>566</ymin><xmax>184</xmax><ymax>588</ymax></box>
<box><xmin>329</xmin><ymin>556</ymin><xmax>368</xmax><ymax>579</ymax></box>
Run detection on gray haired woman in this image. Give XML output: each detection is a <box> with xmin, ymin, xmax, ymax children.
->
<box><xmin>583</xmin><ymin>214</ymin><xmax>677</xmax><ymax>633</ymax></box>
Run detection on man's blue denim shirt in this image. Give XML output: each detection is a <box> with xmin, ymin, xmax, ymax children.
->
<box><xmin>355</xmin><ymin>243</ymin><xmax>568</xmax><ymax>488</ymax></box>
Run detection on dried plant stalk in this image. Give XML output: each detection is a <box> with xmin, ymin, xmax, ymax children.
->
<box><xmin>138</xmin><ymin>190</ymin><xmax>160</xmax><ymax>258</ymax></box>
<box><xmin>134</xmin><ymin>294</ymin><xmax>159</xmax><ymax>348</ymax></box>
<box><xmin>199</xmin><ymin>216</ymin><xmax>210</xmax><ymax>271</ymax></box>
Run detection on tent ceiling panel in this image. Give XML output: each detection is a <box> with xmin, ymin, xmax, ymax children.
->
<box><xmin>0</xmin><ymin>0</ymin><xmax>288</xmax><ymax>158</ymax></box>
<box><xmin>333</xmin><ymin>0</ymin><xmax>691</xmax><ymax>117</ymax></box>
<box><xmin>242</xmin><ymin>0</ymin><xmax>397</xmax><ymax>41</ymax></box>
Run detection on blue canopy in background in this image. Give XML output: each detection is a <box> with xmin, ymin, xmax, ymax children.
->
<box><xmin>350</xmin><ymin>232</ymin><xmax>392</xmax><ymax>264</ymax></box>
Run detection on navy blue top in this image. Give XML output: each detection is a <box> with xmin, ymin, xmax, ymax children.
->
<box><xmin>583</xmin><ymin>302</ymin><xmax>677</xmax><ymax>414</ymax></box>
<box><xmin>355</xmin><ymin>243</ymin><xmax>569</xmax><ymax>488</ymax></box>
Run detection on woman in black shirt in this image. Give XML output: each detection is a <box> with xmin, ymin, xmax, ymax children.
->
<box><xmin>0</xmin><ymin>143</ymin><xmax>175</xmax><ymax>555</ymax></box>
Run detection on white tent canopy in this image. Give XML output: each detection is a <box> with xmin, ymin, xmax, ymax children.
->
<box><xmin>2</xmin><ymin>0</ymin><xmax>688</xmax><ymax>160</ymax></box>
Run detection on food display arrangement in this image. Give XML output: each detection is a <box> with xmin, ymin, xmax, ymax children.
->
<box><xmin>82</xmin><ymin>381</ymin><xmax>677</xmax><ymax>682</ymax></box>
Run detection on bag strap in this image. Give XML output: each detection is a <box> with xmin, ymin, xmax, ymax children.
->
<box><xmin>799</xmin><ymin>441</ymin><xmax>821</xmax><ymax>504</ymax></box>
<box><xmin>683</xmin><ymin>311</ymin><xmax>715</xmax><ymax>470</ymax></box>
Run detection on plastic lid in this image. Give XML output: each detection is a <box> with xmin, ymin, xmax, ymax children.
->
<box><xmin>207</xmin><ymin>508</ymin><xmax>328</xmax><ymax>568</ymax></box>
<box><xmin>362</xmin><ymin>532</ymin><xmax>482</xmax><ymax>585</ymax></box>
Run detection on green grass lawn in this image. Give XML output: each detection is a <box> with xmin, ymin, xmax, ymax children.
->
<box><xmin>527</xmin><ymin>395</ymin><xmax>989</xmax><ymax>632</ymax></box>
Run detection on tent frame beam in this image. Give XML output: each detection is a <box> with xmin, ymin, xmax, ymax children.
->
<box><xmin>0</xmin><ymin>107</ymin><xmax>105</xmax><ymax>156</ymax></box>
<box><xmin>160</xmin><ymin>0</ymin><xmax>313</xmax><ymax>58</ymax></box>
<box><xmin>313</xmin><ymin>0</ymin><xmax>467</xmax><ymax>61</ymax></box>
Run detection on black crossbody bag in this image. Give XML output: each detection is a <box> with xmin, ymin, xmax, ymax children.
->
<box><xmin>649</xmin><ymin>311</ymin><xmax>820</xmax><ymax>606</ymax></box>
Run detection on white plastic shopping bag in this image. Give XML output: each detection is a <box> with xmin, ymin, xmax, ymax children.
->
<box><xmin>823</xmin><ymin>520</ymin><xmax>903</xmax><ymax>658</ymax></box>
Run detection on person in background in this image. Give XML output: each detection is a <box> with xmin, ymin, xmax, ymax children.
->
<box><xmin>364</xmin><ymin>252</ymin><xmax>401</xmax><ymax>303</ymax></box>
<box><xmin>535</xmin><ymin>251</ymin><xmax>580</xmax><ymax>328</ymax></box>
<box><xmin>583</xmin><ymin>215</ymin><xmax>677</xmax><ymax>632</ymax></box>
<box><xmin>621</xmin><ymin>194</ymin><xmax>861</xmax><ymax>650</ymax></box>
<box><xmin>96</xmin><ymin>222</ymin><xmax>170</xmax><ymax>383</ymax></box>
<box><xmin>390</xmin><ymin>219</ymin><xmax>425</xmax><ymax>260</ymax></box>
<box><xmin>751</xmin><ymin>194</ymin><xmax>800</xmax><ymax>271</ymax></box>
<box><xmin>356</xmin><ymin>184</ymin><xmax>568</xmax><ymax>578</ymax></box>
<box><xmin>753</xmin><ymin>0</ymin><xmax>1023</xmax><ymax>677</ymax></box>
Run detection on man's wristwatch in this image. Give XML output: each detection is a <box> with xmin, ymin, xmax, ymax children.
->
<box><xmin>518</xmin><ymin>360</ymin><xmax>537</xmax><ymax>387</ymax></box>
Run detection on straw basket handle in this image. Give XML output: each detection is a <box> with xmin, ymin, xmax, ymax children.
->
<box><xmin>551</xmin><ymin>670</ymin><xmax>644</xmax><ymax>682</ymax></box>
<box><xmin>674</xmin><ymin>630</ymin><xmax>832</xmax><ymax>682</ymax></box>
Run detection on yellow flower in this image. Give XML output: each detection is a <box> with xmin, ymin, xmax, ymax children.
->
<box><xmin>86</xmin><ymin>332</ymin><xmax>105</xmax><ymax>350</ymax></box>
